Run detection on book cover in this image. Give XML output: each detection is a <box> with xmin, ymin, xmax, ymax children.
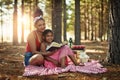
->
<box><xmin>46</xmin><ymin>42</ymin><xmax>66</xmax><ymax>51</ymax></box>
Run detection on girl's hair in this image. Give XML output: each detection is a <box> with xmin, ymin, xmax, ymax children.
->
<box><xmin>33</xmin><ymin>7</ymin><xmax>45</xmax><ymax>25</ymax></box>
<box><xmin>42</xmin><ymin>29</ymin><xmax>54</xmax><ymax>41</ymax></box>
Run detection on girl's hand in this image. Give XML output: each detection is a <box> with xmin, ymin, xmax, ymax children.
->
<box><xmin>51</xmin><ymin>49</ymin><xmax>58</xmax><ymax>53</ymax></box>
<box><xmin>46</xmin><ymin>49</ymin><xmax>58</xmax><ymax>56</ymax></box>
<box><xmin>53</xmin><ymin>60</ymin><xmax>61</xmax><ymax>67</ymax></box>
<box><xmin>43</xmin><ymin>50</ymin><xmax>58</xmax><ymax>56</ymax></box>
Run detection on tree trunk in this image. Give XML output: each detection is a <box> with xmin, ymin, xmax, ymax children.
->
<box><xmin>13</xmin><ymin>0</ymin><xmax>18</xmax><ymax>45</ymax></box>
<box><xmin>29</xmin><ymin>0</ymin><xmax>32</xmax><ymax>31</ymax></box>
<box><xmin>52</xmin><ymin>0</ymin><xmax>62</xmax><ymax>43</ymax></box>
<box><xmin>21</xmin><ymin>0</ymin><xmax>24</xmax><ymax>44</ymax></box>
<box><xmin>87</xmin><ymin>2</ymin><xmax>90</xmax><ymax>40</ymax></box>
<box><xmin>35</xmin><ymin>0</ymin><xmax>38</xmax><ymax>8</ymax></box>
<box><xmin>108</xmin><ymin>0</ymin><xmax>120</xmax><ymax>64</ymax></box>
<box><xmin>99</xmin><ymin>0</ymin><xmax>104</xmax><ymax>41</ymax></box>
<box><xmin>0</xmin><ymin>4</ymin><xmax>3</xmax><ymax>42</ymax></box>
<box><xmin>84</xmin><ymin>0</ymin><xmax>87</xmax><ymax>40</ymax></box>
<box><xmin>75</xmin><ymin>0</ymin><xmax>80</xmax><ymax>45</ymax></box>
<box><xmin>63</xmin><ymin>0</ymin><xmax>67</xmax><ymax>41</ymax></box>
<box><xmin>91</xmin><ymin>0</ymin><xmax>93</xmax><ymax>40</ymax></box>
<box><xmin>33</xmin><ymin>0</ymin><xmax>38</xmax><ymax>10</ymax></box>
<box><xmin>98</xmin><ymin>1</ymin><xmax>101</xmax><ymax>41</ymax></box>
<box><xmin>107</xmin><ymin>0</ymin><xmax>110</xmax><ymax>41</ymax></box>
<box><xmin>101</xmin><ymin>0</ymin><xmax>104</xmax><ymax>41</ymax></box>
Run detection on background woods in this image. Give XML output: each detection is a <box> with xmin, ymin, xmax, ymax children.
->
<box><xmin>1</xmin><ymin>0</ymin><xmax>120</xmax><ymax>80</ymax></box>
<box><xmin>0</xmin><ymin>0</ymin><xmax>109</xmax><ymax>44</ymax></box>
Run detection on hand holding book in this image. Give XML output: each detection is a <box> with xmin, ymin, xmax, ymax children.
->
<box><xmin>46</xmin><ymin>42</ymin><xmax>67</xmax><ymax>51</ymax></box>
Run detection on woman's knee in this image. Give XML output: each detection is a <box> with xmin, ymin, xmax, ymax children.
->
<box><xmin>29</xmin><ymin>54</ymin><xmax>44</xmax><ymax>65</ymax></box>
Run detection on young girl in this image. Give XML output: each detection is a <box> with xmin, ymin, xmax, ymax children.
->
<box><xmin>40</xmin><ymin>29</ymin><xmax>79</xmax><ymax>68</ymax></box>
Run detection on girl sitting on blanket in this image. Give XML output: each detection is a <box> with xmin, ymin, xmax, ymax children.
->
<box><xmin>40</xmin><ymin>29</ymin><xmax>81</xmax><ymax>68</ymax></box>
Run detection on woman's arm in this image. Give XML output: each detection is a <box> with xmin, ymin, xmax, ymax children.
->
<box><xmin>27</xmin><ymin>32</ymin><xmax>41</xmax><ymax>54</ymax></box>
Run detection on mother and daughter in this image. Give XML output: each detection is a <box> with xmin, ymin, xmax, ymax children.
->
<box><xmin>24</xmin><ymin>7</ymin><xmax>82</xmax><ymax>68</ymax></box>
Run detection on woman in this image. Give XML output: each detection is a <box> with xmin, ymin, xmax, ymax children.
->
<box><xmin>24</xmin><ymin>7</ymin><xmax>63</xmax><ymax>66</ymax></box>
<box><xmin>24</xmin><ymin>8</ymin><xmax>45</xmax><ymax>66</ymax></box>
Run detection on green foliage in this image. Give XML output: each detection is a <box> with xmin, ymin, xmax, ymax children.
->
<box><xmin>24</xmin><ymin>0</ymin><xmax>32</xmax><ymax>3</ymax></box>
<box><xmin>66</xmin><ymin>0</ymin><xmax>75</xmax><ymax>32</ymax></box>
<box><xmin>0</xmin><ymin>9</ymin><xmax>4</xmax><ymax>14</ymax></box>
<box><xmin>1</xmin><ymin>0</ymin><xmax>13</xmax><ymax>5</ymax></box>
<box><xmin>0</xmin><ymin>0</ymin><xmax>109</xmax><ymax>42</ymax></box>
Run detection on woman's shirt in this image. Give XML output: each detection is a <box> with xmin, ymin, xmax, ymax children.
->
<box><xmin>25</xmin><ymin>31</ymin><xmax>41</xmax><ymax>52</ymax></box>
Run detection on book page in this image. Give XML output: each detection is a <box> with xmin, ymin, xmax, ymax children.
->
<box><xmin>46</xmin><ymin>42</ymin><xmax>64</xmax><ymax>51</ymax></box>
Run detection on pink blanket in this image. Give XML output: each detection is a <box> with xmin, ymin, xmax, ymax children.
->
<box><xmin>23</xmin><ymin>60</ymin><xmax>107</xmax><ymax>76</ymax></box>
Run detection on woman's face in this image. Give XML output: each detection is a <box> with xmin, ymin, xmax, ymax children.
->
<box><xmin>45</xmin><ymin>32</ymin><xmax>54</xmax><ymax>43</ymax></box>
<box><xmin>35</xmin><ymin>20</ymin><xmax>46</xmax><ymax>32</ymax></box>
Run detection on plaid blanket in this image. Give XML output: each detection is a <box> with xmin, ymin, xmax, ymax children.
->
<box><xmin>23</xmin><ymin>60</ymin><xmax>107</xmax><ymax>76</ymax></box>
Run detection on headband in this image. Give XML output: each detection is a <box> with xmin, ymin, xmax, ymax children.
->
<box><xmin>33</xmin><ymin>15</ymin><xmax>43</xmax><ymax>24</ymax></box>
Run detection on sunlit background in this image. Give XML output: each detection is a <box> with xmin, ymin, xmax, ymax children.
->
<box><xmin>0</xmin><ymin>0</ymin><xmax>109</xmax><ymax>43</ymax></box>
<box><xmin>0</xmin><ymin>0</ymin><xmax>51</xmax><ymax>43</ymax></box>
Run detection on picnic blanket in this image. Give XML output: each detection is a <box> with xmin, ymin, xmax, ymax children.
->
<box><xmin>23</xmin><ymin>60</ymin><xmax>107</xmax><ymax>76</ymax></box>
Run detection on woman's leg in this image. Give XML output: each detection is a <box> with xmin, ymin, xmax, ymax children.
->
<box><xmin>24</xmin><ymin>52</ymin><xmax>33</xmax><ymax>66</ymax></box>
<box><xmin>29</xmin><ymin>54</ymin><xmax>44</xmax><ymax>66</ymax></box>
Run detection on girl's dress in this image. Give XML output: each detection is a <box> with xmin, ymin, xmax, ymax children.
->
<box><xmin>44</xmin><ymin>45</ymin><xmax>74</xmax><ymax>68</ymax></box>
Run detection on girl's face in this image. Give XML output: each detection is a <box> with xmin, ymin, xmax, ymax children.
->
<box><xmin>35</xmin><ymin>20</ymin><xmax>46</xmax><ymax>32</ymax></box>
<box><xmin>45</xmin><ymin>32</ymin><xmax>54</xmax><ymax>43</ymax></box>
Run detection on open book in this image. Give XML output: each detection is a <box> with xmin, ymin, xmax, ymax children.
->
<box><xmin>46</xmin><ymin>42</ymin><xmax>67</xmax><ymax>51</ymax></box>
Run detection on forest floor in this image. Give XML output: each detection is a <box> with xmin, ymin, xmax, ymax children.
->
<box><xmin>0</xmin><ymin>40</ymin><xmax>120</xmax><ymax>80</ymax></box>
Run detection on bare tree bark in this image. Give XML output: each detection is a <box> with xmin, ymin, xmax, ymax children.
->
<box><xmin>52</xmin><ymin>0</ymin><xmax>62</xmax><ymax>43</ymax></box>
<box><xmin>29</xmin><ymin>0</ymin><xmax>32</xmax><ymax>31</ymax></box>
<box><xmin>84</xmin><ymin>0</ymin><xmax>87</xmax><ymax>40</ymax></box>
<box><xmin>0</xmin><ymin>3</ymin><xmax>3</xmax><ymax>42</ymax></box>
<box><xmin>21</xmin><ymin>0</ymin><xmax>24</xmax><ymax>44</ymax></box>
<box><xmin>63</xmin><ymin>0</ymin><xmax>67</xmax><ymax>41</ymax></box>
<box><xmin>108</xmin><ymin>0</ymin><xmax>120</xmax><ymax>64</ymax></box>
<box><xmin>13</xmin><ymin>0</ymin><xmax>18</xmax><ymax>45</ymax></box>
<box><xmin>91</xmin><ymin>0</ymin><xmax>93</xmax><ymax>40</ymax></box>
<box><xmin>75</xmin><ymin>0</ymin><xmax>80</xmax><ymax>45</ymax></box>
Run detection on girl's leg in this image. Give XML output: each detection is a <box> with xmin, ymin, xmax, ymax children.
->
<box><xmin>68</xmin><ymin>55</ymin><xmax>79</xmax><ymax>65</ymax></box>
<box><xmin>60</xmin><ymin>56</ymin><xmax>66</xmax><ymax>68</ymax></box>
<box><xmin>60</xmin><ymin>45</ymin><xmax>79</xmax><ymax>65</ymax></box>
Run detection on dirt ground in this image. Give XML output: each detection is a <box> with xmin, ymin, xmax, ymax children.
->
<box><xmin>0</xmin><ymin>41</ymin><xmax>120</xmax><ymax>80</ymax></box>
